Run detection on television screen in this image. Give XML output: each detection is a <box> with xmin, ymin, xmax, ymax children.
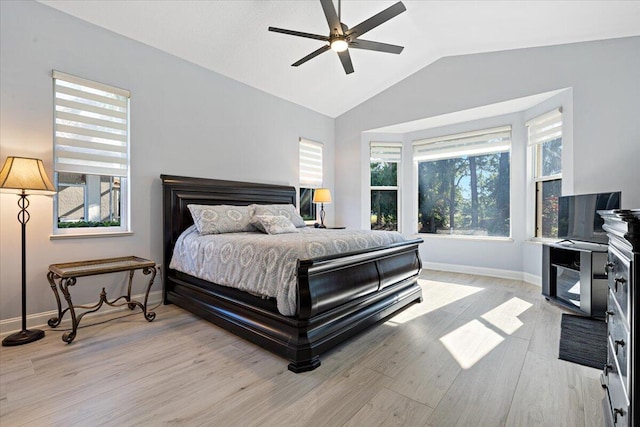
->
<box><xmin>557</xmin><ymin>192</ymin><xmax>621</xmax><ymax>244</ymax></box>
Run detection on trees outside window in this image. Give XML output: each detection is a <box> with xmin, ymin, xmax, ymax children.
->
<box><xmin>528</xmin><ymin>108</ymin><xmax>562</xmax><ymax>239</ymax></box>
<box><xmin>414</xmin><ymin>127</ymin><xmax>511</xmax><ymax>237</ymax></box>
<box><xmin>370</xmin><ymin>143</ymin><xmax>401</xmax><ymax>231</ymax></box>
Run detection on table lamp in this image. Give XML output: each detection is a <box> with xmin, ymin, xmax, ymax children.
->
<box><xmin>312</xmin><ymin>188</ymin><xmax>332</xmax><ymax>228</ymax></box>
<box><xmin>0</xmin><ymin>156</ymin><xmax>56</xmax><ymax>346</ymax></box>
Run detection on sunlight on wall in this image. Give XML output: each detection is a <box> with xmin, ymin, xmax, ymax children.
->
<box><xmin>439</xmin><ymin>319</ymin><xmax>504</xmax><ymax>369</ymax></box>
<box><xmin>481</xmin><ymin>297</ymin><xmax>533</xmax><ymax>335</ymax></box>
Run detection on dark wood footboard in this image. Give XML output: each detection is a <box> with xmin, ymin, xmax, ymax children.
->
<box><xmin>161</xmin><ymin>174</ymin><xmax>423</xmax><ymax>372</ymax></box>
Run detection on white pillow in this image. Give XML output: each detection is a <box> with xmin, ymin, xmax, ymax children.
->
<box><xmin>250</xmin><ymin>204</ymin><xmax>306</xmax><ymax>230</ymax></box>
<box><xmin>188</xmin><ymin>204</ymin><xmax>256</xmax><ymax>235</ymax></box>
<box><xmin>254</xmin><ymin>215</ymin><xmax>299</xmax><ymax>235</ymax></box>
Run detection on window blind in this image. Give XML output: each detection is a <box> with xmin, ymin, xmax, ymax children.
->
<box><xmin>299</xmin><ymin>138</ymin><xmax>323</xmax><ymax>188</ymax></box>
<box><xmin>413</xmin><ymin>126</ymin><xmax>511</xmax><ymax>161</ymax></box>
<box><xmin>370</xmin><ymin>142</ymin><xmax>402</xmax><ymax>162</ymax></box>
<box><xmin>53</xmin><ymin>70</ymin><xmax>130</xmax><ymax>177</ymax></box>
<box><xmin>526</xmin><ymin>108</ymin><xmax>562</xmax><ymax>146</ymax></box>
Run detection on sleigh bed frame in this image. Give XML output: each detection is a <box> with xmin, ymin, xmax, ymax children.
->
<box><xmin>161</xmin><ymin>174</ymin><xmax>423</xmax><ymax>372</ymax></box>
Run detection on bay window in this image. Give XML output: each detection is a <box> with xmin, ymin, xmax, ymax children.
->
<box><xmin>414</xmin><ymin>127</ymin><xmax>511</xmax><ymax>237</ymax></box>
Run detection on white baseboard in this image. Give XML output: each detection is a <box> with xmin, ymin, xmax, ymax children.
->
<box><xmin>523</xmin><ymin>272</ymin><xmax>542</xmax><ymax>287</ymax></box>
<box><xmin>422</xmin><ymin>261</ymin><xmax>542</xmax><ymax>287</ymax></box>
<box><xmin>0</xmin><ymin>290</ymin><xmax>163</xmax><ymax>337</ymax></box>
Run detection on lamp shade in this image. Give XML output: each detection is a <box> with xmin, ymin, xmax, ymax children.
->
<box><xmin>313</xmin><ymin>188</ymin><xmax>332</xmax><ymax>204</ymax></box>
<box><xmin>0</xmin><ymin>157</ymin><xmax>56</xmax><ymax>194</ymax></box>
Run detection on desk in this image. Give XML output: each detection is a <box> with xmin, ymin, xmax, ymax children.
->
<box><xmin>47</xmin><ymin>256</ymin><xmax>157</xmax><ymax>343</ymax></box>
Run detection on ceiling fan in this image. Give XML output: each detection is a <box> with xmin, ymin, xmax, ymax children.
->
<box><xmin>268</xmin><ymin>0</ymin><xmax>406</xmax><ymax>75</ymax></box>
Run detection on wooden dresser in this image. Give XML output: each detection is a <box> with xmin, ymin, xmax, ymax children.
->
<box><xmin>600</xmin><ymin>210</ymin><xmax>640</xmax><ymax>427</ymax></box>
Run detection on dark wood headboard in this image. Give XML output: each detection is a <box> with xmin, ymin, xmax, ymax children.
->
<box><xmin>160</xmin><ymin>174</ymin><xmax>296</xmax><ymax>282</ymax></box>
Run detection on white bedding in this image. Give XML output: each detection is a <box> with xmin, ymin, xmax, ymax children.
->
<box><xmin>169</xmin><ymin>225</ymin><xmax>407</xmax><ymax>316</ymax></box>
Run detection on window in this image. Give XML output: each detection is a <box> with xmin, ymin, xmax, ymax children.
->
<box><xmin>527</xmin><ymin>108</ymin><xmax>562</xmax><ymax>239</ymax></box>
<box><xmin>414</xmin><ymin>127</ymin><xmax>511</xmax><ymax>237</ymax></box>
<box><xmin>299</xmin><ymin>138</ymin><xmax>323</xmax><ymax>222</ymax></box>
<box><xmin>370</xmin><ymin>143</ymin><xmax>401</xmax><ymax>231</ymax></box>
<box><xmin>53</xmin><ymin>71</ymin><xmax>130</xmax><ymax>234</ymax></box>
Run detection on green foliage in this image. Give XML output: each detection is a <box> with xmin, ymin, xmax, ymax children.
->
<box><xmin>417</xmin><ymin>152</ymin><xmax>510</xmax><ymax>237</ymax></box>
<box><xmin>58</xmin><ymin>220</ymin><xmax>121</xmax><ymax>228</ymax></box>
<box><xmin>370</xmin><ymin>162</ymin><xmax>399</xmax><ymax>231</ymax></box>
<box><xmin>540</xmin><ymin>179</ymin><xmax>561</xmax><ymax>238</ymax></box>
<box><xmin>370</xmin><ymin>162</ymin><xmax>397</xmax><ymax>186</ymax></box>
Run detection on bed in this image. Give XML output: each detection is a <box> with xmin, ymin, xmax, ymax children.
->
<box><xmin>161</xmin><ymin>174</ymin><xmax>423</xmax><ymax>372</ymax></box>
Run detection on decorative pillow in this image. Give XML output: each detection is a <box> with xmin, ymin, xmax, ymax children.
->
<box><xmin>254</xmin><ymin>215</ymin><xmax>299</xmax><ymax>235</ymax></box>
<box><xmin>250</xmin><ymin>204</ymin><xmax>306</xmax><ymax>231</ymax></box>
<box><xmin>187</xmin><ymin>204</ymin><xmax>255</xmax><ymax>235</ymax></box>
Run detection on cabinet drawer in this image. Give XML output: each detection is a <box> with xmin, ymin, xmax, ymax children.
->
<box><xmin>607</xmin><ymin>319</ymin><xmax>629</xmax><ymax>398</ymax></box>
<box><xmin>607</xmin><ymin>248</ymin><xmax>630</xmax><ymax>321</ymax></box>
<box><xmin>604</xmin><ymin>344</ymin><xmax>630</xmax><ymax>426</ymax></box>
<box><xmin>607</xmin><ymin>289</ymin><xmax>630</xmax><ymax>393</ymax></box>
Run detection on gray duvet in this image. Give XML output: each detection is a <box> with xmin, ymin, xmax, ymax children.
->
<box><xmin>169</xmin><ymin>225</ymin><xmax>406</xmax><ymax>316</ymax></box>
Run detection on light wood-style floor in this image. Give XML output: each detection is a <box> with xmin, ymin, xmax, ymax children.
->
<box><xmin>1</xmin><ymin>270</ymin><xmax>605</xmax><ymax>426</ymax></box>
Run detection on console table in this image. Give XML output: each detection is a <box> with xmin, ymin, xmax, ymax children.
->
<box><xmin>47</xmin><ymin>256</ymin><xmax>157</xmax><ymax>343</ymax></box>
<box><xmin>542</xmin><ymin>240</ymin><xmax>609</xmax><ymax>317</ymax></box>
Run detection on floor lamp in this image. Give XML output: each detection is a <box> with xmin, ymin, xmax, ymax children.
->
<box><xmin>313</xmin><ymin>188</ymin><xmax>332</xmax><ymax>228</ymax></box>
<box><xmin>0</xmin><ymin>156</ymin><xmax>56</xmax><ymax>346</ymax></box>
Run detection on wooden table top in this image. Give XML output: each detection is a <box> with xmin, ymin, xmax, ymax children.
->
<box><xmin>48</xmin><ymin>256</ymin><xmax>156</xmax><ymax>278</ymax></box>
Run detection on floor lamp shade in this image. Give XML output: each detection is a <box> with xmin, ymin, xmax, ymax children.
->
<box><xmin>312</xmin><ymin>188</ymin><xmax>332</xmax><ymax>228</ymax></box>
<box><xmin>1</xmin><ymin>156</ymin><xmax>56</xmax><ymax>346</ymax></box>
<box><xmin>0</xmin><ymin>156</ymin><xmax>56</xmax><ymax>194</ymax></box>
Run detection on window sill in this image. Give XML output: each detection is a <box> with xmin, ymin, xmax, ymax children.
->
<box><xmin>414</xmin><ymin>233</ymin><xmax>513</xmax><ymax>243</ymax></box>
<box><xmin>50</xmin><ymin>231</ymin><xmax>133</xmax><ymax>240</ymax></box>
<box><xmin>526</xmin><ymin>237</ymin><xmax>558</xmax><ymax>245</ymax></box>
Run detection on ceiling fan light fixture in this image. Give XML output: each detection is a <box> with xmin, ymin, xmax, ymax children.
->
<box><xmin>330</xmin><ymin>38</ymin><xmax>348</xmax><ymax>52</ymax></box>
<box><xmin>269</xmin><ymin>1</ymin><xmax>406</xmax><ymax>74</ymax></box>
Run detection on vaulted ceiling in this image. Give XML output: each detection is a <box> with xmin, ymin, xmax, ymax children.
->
<box><xmin>39</xmin><ymin>0</ymin><xmax>640</xmax><ymax>117</ymax></box>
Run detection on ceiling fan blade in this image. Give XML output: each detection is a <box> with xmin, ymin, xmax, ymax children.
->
<box><xmin>320</xmin><ymin>0</ymin><xmax>343</xmax><ymax>35</ymax></box>
<box><xmin>346</xmin><ymin>1</ymin><xmax>406</xmax><ymax>39</ymax></box>
<box><xmin>349</xmin><ymin>39</ymin><xmax>404</xmax><ymax>54</ymax></box>
<box><xmin>337</xmin><ymin>50</ymin><xmax>354</xmax><ymax>75</ymax></box>
<box><xmin>268</xmin><ymin>27</ymin><xmax>329</xmax><ymax>42</ymax></box>
<box><xmin>292</xmin><ymin>45</ymin><xmax>331</xmax><ymax>67</ymax></box>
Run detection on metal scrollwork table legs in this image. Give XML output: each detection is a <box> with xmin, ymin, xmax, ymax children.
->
<box><xmin>46</xmin><ymin>256</ymin><xmax>157</xmax><ymax>343</ymax></box>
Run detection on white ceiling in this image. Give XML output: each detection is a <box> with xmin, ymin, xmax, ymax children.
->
<box><xmin>39</xmin><ymin>0</ymin><xmax>640</xmax><ymax>118</ymax></box>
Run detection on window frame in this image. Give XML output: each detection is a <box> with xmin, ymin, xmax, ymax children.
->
<box><xmin>370</xmin><ymin>142</ymin><xmax>402</xmax><ymax>232</ymax></box>
<box><xmin>413</xmin><ymin>126</ymin><xmax>512</xmax><ymax>238</ymax></box>
<box><xmin>52</xmin><ymin>71</ymin><xmax>131</xmax><ymax>237</ymax></box>
<box><xmin>299</xmin><ymin>137</ymin><xmax>323</xmax><ymax>224</ymax></box>
<box><xmin>527</xmin><ymin>108</ymin><xmax>563</xmax><ymax>240</ymax></box>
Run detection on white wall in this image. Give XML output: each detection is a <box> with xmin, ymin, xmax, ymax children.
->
<box><xmin>0</xmin><ymin>1</ymin><xmax>334</xmax><ymax>323</ymax></box>
<box><xmin>335</xmin><ymin>36</ymin><xmax>640</xmax><ymax>282</ymax></box>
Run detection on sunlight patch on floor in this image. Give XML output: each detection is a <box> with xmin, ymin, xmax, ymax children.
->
<box><xmin>418</xmin><ymin>279</ymin><xmax>484</xmax><ymax>313</ymax></box>
<box><xmin>440</xmin><ymin>296</ymin><xmax>534</xmax><ymax>369</ymax></box>
<box><xmin>481</xmin><ymin>297</ymin><xmax>533</xmax><ymax>335</ymax></box>
<box><xmin>388</xmin><ymin>280</ymin><xmax>484</xmax><ymax>325</ymax></box>
<box><xmin>439</xmin><ymin>319</ymin><xmax>504</xmax><ymax>369</ymax></box>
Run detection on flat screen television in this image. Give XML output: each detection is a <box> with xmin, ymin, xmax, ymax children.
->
<box><xmin>557</xmin><ymin>191</ymin><xmax>621</xmax><ymax>244</ymax></box>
